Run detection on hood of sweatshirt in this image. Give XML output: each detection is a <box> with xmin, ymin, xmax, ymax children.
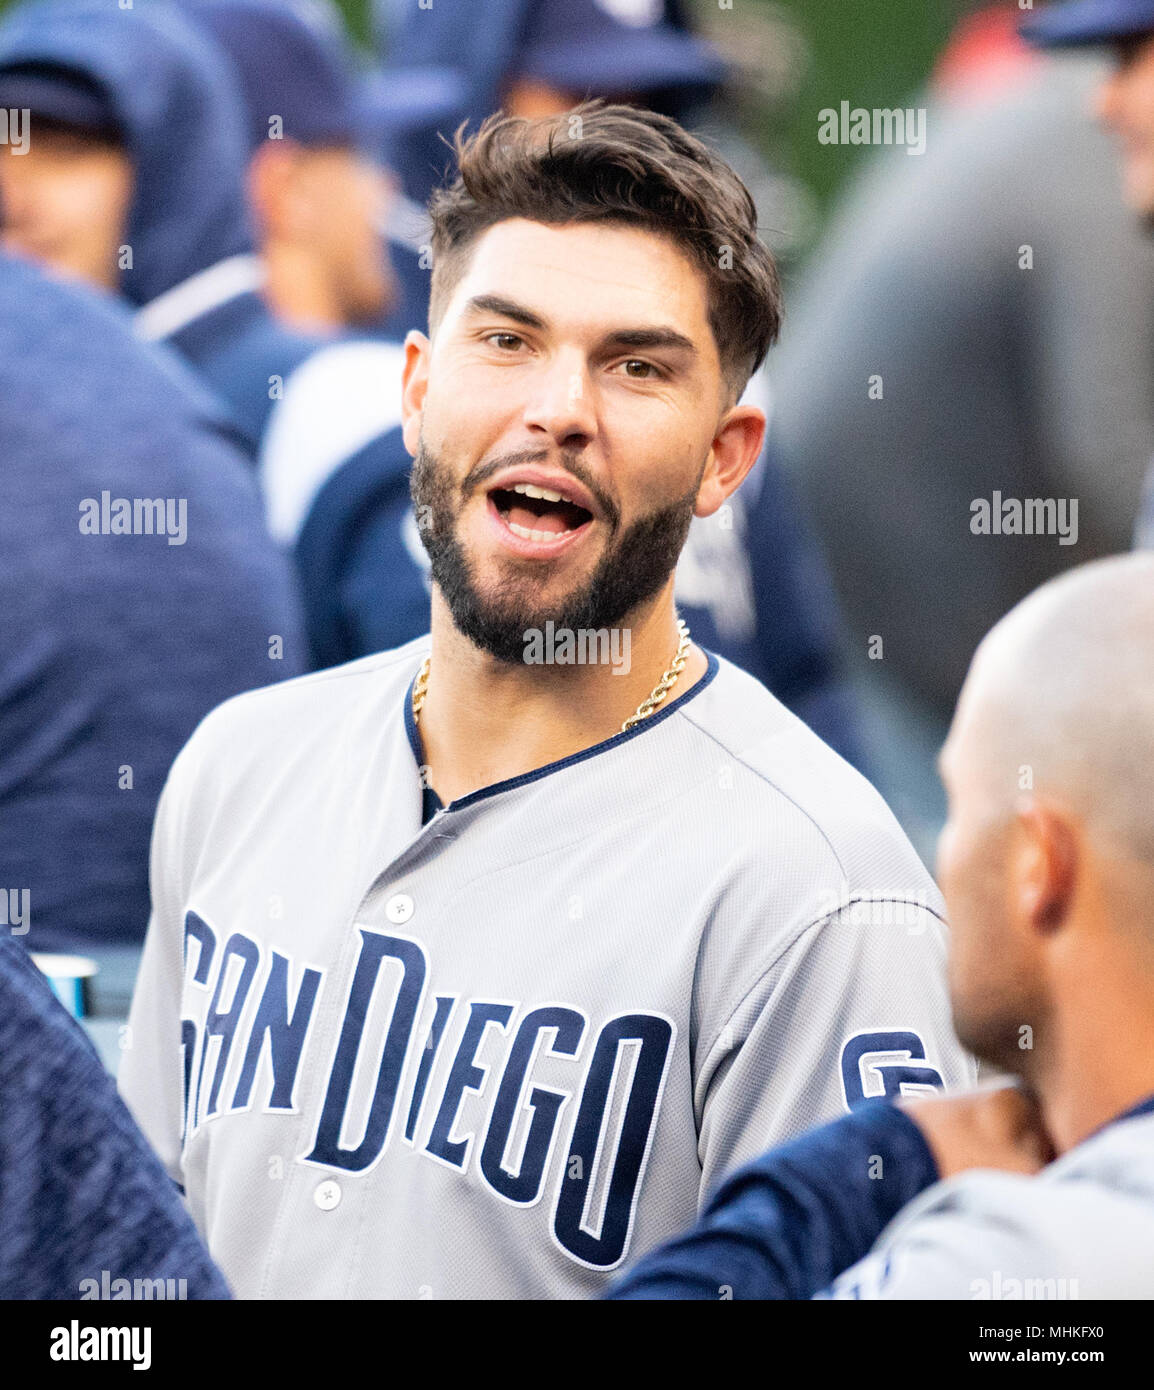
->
<box><xmin>0</xmin><ymin>0</ymin><xmax>254</xmax><ymax>308</ymax></box>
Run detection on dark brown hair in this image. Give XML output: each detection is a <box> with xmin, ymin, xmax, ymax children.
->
<box><xmin>427</xmin><ymin>101</ymin><xmax>781</xmax><ymax>398</ymax></box>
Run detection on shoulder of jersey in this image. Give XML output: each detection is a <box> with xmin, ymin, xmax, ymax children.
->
<box><xmin>875</xmin><ymin>1111</ymin><xmax>1154</xmax><ymax>1272</ymax></box>
<box><xmin>689</xmin><ymin>654</ymin><xmax>931</xmax><ymax>888</ymax></box>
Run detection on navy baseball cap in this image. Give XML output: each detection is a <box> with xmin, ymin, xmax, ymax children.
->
<box><xmin>0</xmin><ymin>61</ymin><xmax>122</xmax><ymax>137</ymax></box>
<box><xmin>187</xmin><ymin>0</ymin><xmax>362</xmax><ymax>151</ymax></box>
<box><xmin>1020</xmin><ymin>0</ymin><xmax>1154</xmax><ymax>48</ymax></box>
<box><xmin>513</xmin><ymin>0</ymin><xmax>726</xmax><ymax>98</ymax></box>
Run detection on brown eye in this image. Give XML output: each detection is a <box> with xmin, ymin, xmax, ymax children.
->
<box><xmin>622</xmin><ymin>359</ymin><xmax>657</xmax><ymax>378</ymax></box>
<box><xmin>487</xmin><ymin>333</ymin><xmax>522</xmax><ymax>351</ymax></box>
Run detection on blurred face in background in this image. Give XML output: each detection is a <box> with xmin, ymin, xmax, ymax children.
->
<box><xmin>502</xmin><ymin>77</ymin><xmax>643</xmax><ymax>118</ymax></box>
<box><xmin>248</xmin><ymin>140</ymin><xmax>394</xmax><ymax>331</ymax></box>
<box><xmin>0</xmin><ymin>120</ymin><xmax>131</xmax><ymax>291</ymax></box>
<box><xmin>1097</xmin><ymin>32</ymin><xmax>1154</xmax><ymax>218</ymax></box>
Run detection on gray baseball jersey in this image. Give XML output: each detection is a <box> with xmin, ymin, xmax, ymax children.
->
<box><xmin>828</xmin><ymin>1105</ymin><xmax>1154</xmax><ymax>1300</ymax></box>
<box><xmin>120</xmin><ymin>637</ymin><xmax>973</xmax><ymax>1298</ymax></box>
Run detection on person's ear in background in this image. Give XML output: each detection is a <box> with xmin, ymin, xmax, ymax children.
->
<box><xmin>245</xmin><ymin>134</ymin><xmax>394</xmax><ymax>335</ymax></box>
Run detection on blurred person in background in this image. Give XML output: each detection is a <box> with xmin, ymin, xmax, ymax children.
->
<box><xmin>765</xmin><ymin>0</ymin><xmax>1154</xmax><ymax>853</ymax></box>
<box><xmin>0</xmin><ymin>0</ymin><xmax>318</xmax><ymax>453</ymax></box>
<box><xmin>371</xmin><ymin>0</ymin><xmax>867</xmax><ymax>764</ymax></box>
<box><xmin>372</xmin><ymin>0</ymin><xmax>724</xmax><ymax>213</ymax></box>
<box><xmin>185</xmin><ymin>0</ymin><xmax>396</xmax><ymax>336</ymax></box>
<box><xmin>182</xmin><ymin>0</ymin><xmax>440</xmax><ymax>663</ymax></box>
<box><xmin>1020</xmin><ymin>0</ymin><xmax>1154</xmax><ymax>551</ymax></box>
<box><xmin>0</xmin><ymin>251</ymin><xmax>304</xmax><ymax>956</ymax></box>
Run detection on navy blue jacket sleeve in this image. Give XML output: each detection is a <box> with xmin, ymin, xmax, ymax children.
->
<box><xmin>0</xmin><ymin>938</ymin><xmax>230</xmax><ymax>1300</ymax></box>
<box><xmin>605</xmin><ymin>1102</ymin><xmax>938</xmax><ymax>1300</ymax></box>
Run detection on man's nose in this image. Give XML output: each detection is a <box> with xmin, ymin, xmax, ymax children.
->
<box><xmin>521</xmin><ymin>352</ymin><xmax>597</xmax><ymax>447</ymax></box>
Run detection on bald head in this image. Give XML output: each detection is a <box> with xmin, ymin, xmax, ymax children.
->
<box><xmin>939</xmin><ymin>554</ymin><xmax>1154</xmax><ymax>1122</ymax></box>
<box><xmin>947</xmin><ymin>553</ymin><xmax>1154</xmax><ymax>863</ymax></box>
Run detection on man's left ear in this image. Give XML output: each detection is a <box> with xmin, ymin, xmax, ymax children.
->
<box><xmin>694</xmin><ymin>405</ymin><xmax>767</xmax><ymax>519</ymax></box>
<box><xmin>1014</xmin><ymin>796</ymin><xmax>1079</xmax><ymax>935</ymax></box>
<box><xmin>400</xmin><ymin>329</ymin><xmax>431</xmax><ymax>459</ymax></box>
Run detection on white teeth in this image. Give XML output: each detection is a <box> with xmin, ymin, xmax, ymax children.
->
<box><xmin>511</xmin><ymin>482</ymin><xmax>567</xmax><ymax>504</ymax></box>
<box><xmin>508</xmin><ymin>520</ymin><xmax>566</xmax><ymax>543</ymax></box>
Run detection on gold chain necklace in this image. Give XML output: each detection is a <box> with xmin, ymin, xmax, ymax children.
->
<box><xmin>411</xmin><ymin>619</ymin><xmax>692</xmax><ymax>734</ymax></box>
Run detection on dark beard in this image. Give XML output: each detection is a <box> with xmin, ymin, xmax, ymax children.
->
<box><xmin>410</xmin><ymin>440</ymin><xmax>699</xmax><ymax>665</ymax></box>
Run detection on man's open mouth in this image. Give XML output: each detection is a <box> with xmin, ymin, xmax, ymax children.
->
<box><xmin>489</xmin><ymin>482</ymin><xmax>594</xmax><ymax>542</ymax></box>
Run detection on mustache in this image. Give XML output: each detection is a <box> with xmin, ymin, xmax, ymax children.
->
<box><xmin>461</xmin><ymin>448</ymin><xmax>621</xmax><ymax>531</ymax></box>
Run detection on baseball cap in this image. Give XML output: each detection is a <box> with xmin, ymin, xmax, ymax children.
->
<box><xmin>512</xmin><ymin>0</ymin><xmax>726</xmax><ymax>98</ymax></box>
<box><xmin>187</xmin><ymin>0</ymin><xmax>362</xmax><ymax>151</ymax></box>
<box><xmin>1020</xmin><ymin>0</ymin><xmax>1154</xmax><ymax>49</ymax></box>
<box><xmin>0</xmin><ymin>61</ymin><xmax>122</xmax><ymax>138</ymax></box>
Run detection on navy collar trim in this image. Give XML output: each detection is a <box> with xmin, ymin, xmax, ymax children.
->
<box><xmin>1115</xmin><ymin>1093</ymin><xmax>1154</xmax><ymax>1125</ymax></box>
<box><xmin>1081</xmin><ymin>1090</ymin><xmax>1154</xmax><ymax>1146</ymax></box>
<box><xmin>403</xmin><ymin>649</ymin><xmax>720</xmax><ymax>813</ymax></box>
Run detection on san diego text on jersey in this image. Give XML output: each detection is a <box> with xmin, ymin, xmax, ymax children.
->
<box><xmin>183</xmin><ymin>910</ymin><xmax>677</xmax><ymax>1273</ymax></box>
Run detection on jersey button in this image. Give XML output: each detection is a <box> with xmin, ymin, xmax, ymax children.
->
<box><xmin>385</xmin><ymin>893</ymin><xmax>414</xmax><ymax>924</ymax></box>
<box><xmin>314</xmin><ymin>1180</ymin><xmax>342</xmax><ymax>1212</ymax></box>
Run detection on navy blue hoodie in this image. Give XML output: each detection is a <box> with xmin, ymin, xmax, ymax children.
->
<box><xmin>0</xmin><ymin>252</ymin><xmax>305</xmax><ymax>952</ymax></box>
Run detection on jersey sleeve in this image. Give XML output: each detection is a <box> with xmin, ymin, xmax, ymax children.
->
<box><xmin>827</xmin><ymin>1170</ymin><xmax>1154</xmax><ymax>1300</ymax></box>
<box><xmin>694</xmin><ymin>900</ymin><xmax>976</xmax><ymax>1200</ymax></box>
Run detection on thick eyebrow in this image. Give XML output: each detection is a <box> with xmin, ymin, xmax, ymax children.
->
<box><xmin>463</xmin><ymin>294</ymin><xmax>548</xmax><ymax>331</ymax></box>
<box><xmin>462</xmin><ymin>294</ymin><xmax>698</xmax><ymax>359</ymax></box>
<box><xmin>601</xmin><ymin>327</ymin><xmax>697</xmax><ymax>358</ymax></box>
